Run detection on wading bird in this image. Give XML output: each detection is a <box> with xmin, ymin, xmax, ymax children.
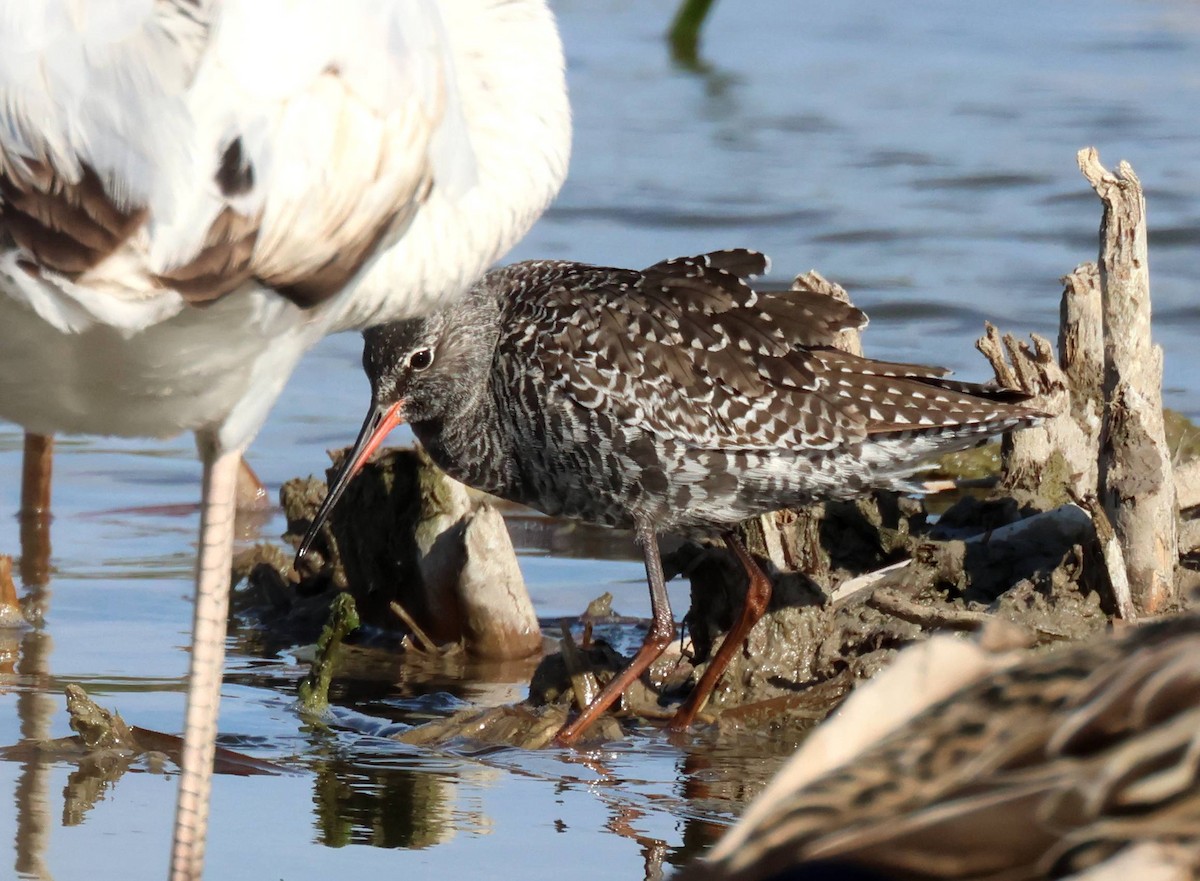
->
<box><xmin>0</xmin><ymin>3</ymin><xmax>570</xmax><ymax>877</ymax></box>
<box><xmin>297</xmin><ymin>250</ymin><xmax>1040</xmax><ymax>745</ymax></box>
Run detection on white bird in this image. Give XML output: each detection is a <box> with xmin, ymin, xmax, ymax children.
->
<box><xmin>0</xmin><ymin>2</ymin><xmax>570</xmax><ymax>878</ymax></box>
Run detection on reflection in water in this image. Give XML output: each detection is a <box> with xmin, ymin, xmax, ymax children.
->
<box><xmin>606</xmin><ymin>801</ymin><xmax>668</xmax><ymax>881</ymax></box>
<box><xmin>219</xmin><ymin>497</ymin><xmax>809</xmax><ymax>879</ymax></box>
<box><xmin>668</xmin><ymin>745</ymin><xmax>800</xmax><ymax>873</ymax></box>
<box><xmin>62</xmin><ymin>751</ymin><xmax>135</xmax><ymax>828</ymax></box>
<box><xmin>11</xmin><ymin>629</ymin><xmax>54</xmax><ymax>880</ymax></box>
<box><xmin>308</xmin><ymin>741</ymin><xmax>494</xmax><ymax>851</ymax></box>
<box><xmin>293</xmin><ymin>688</ymin><xmax>802</xmax><ymax>881</ymax></box>
<box><xmin>312</xmin><ymin>759</ymin><xmax>453</xmax><ymax>850</ymax></box>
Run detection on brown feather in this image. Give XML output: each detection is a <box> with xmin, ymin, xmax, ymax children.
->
<box><xmin>681</xmin><ymin>616</ymin><xmax>1200</xmax><ymax>881</ymax></box>
<box><xmin>503</xmin><ymin>252</ymin><xmax>1035</xmax><ymax>454</ymax></box>
<box><xmin>0</xmin><ymin>162</ymin><xmax>147</xmax><ymax>275</ymax></box>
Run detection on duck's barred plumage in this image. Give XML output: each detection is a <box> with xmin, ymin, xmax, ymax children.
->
<box><xmin>680</xmin><ymin>614</ymin><xmax>1200</xmax><ymax>881</ymax></box>
<box><xmin>365</xmin><ymin>249</ymin><xmax>1040</xmax><ymax>536</ymax></box>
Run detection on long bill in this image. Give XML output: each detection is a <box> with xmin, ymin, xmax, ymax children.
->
<box><xmin>294</xmin><ymin>399</ymin><xmax>405</xmax><ymax>564</ymax></box>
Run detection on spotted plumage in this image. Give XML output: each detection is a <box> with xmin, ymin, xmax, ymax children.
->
<box><xmin>360</xmin><ymin>249</ymin><xmax>1036</xmax><ymax>535</ymax></box>
<box><xmin>300</xmin><ymin>249</ymin><xmax>1042</xmax><ymax>744</ymax></box>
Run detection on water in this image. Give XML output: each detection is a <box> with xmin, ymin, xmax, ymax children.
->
<box><xmin>2</xmin><ymin>2</ymin><xmax>1199</xmax><ymax>878</ymax></box>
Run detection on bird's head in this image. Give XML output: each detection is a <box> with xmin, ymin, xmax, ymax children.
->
<box><xmin>294</xmin><ymin>283</ymin><xmax>502</xmax><ymax>564</ymax></box>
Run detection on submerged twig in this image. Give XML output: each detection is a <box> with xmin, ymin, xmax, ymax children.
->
<box><xmin>390</xmin><ymin>600</ymin><xmax>437</xmax><ymax>654</ymax></box>
<box><xmin>668</xmin><ymin>0</ymin><xmax>717</xmax><ymax>68</ymax></box>
<box><xmin>559</xmin><ymin>623</ymin><xmax>601</xmax><ymax>711</ymax></box>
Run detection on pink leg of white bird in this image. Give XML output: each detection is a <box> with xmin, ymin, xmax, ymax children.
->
<box><xmin>170</xmin><ymin>440</ymin><xmax>241</xmax><ymax>881</ymax></box>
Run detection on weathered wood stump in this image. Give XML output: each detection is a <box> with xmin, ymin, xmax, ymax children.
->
<box><xmin>979</xmin><ymin>150</ymin><xmax>1187</xmax><ymax>615</ymax></box>
<box><xmin>285</xmin><ymin>447</ymin><xmax>542</xmax><ymax>661</ymax></box>
<box><xmin>1079</xmin><ymin>149</ymin><xmax>1178</xmax><ymax>613</ymax></box>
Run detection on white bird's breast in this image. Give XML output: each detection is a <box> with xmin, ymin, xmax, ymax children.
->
<box><xmin>0</xmin><ymin>265</ymin><xmax>327</xmax><ymax>450</ymax></box>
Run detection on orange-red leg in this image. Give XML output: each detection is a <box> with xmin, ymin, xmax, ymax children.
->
<box><xmin>669</xmin><ymin>531</ymin><xmax>772</xmax><ymax>731</ymax></box>
<box><xmin>18</xmin><ymin>432</ymin><xmax>53</xmax><ymax>586</ymax></box>
<box><xmin>556</xmin><ymin>519</ymin><xmax>675</xmax><ymax>746</ymax></box>
<box><xmin>235</xmin><ymin>456</ymin><xmax>270</xmax><ymax>511</ymax></box>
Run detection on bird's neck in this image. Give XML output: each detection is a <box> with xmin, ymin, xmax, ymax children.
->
<box><xmin>409</xmin><ymin>384</ymin><xmax>515</xmax><ymax>497</ymax></box>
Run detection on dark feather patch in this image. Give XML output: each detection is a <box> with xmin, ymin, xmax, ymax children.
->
<box><xmin>216</xmin><ymin>137</ymin><xmax>255</xmax><ymax>197</ymax></box>
<box><xmin>0</xmin><ymin>161</ymin><xmax>147</xmax><ymax>275</ymax></box>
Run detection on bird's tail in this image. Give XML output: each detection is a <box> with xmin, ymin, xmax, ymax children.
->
<box><xmin>812</xmin><ymin>349</ymin><xmax>1045</xmax><ymax>485</ymax></box>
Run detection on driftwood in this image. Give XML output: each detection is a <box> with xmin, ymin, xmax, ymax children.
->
<box><xmin>790</xmin><ymin>270</ymin><xmax>864</xmax><ymax>357</ymax></box>
<box><xmin>1059</xmin><ymin>263</ymin><xmax>1106</xmax><ymax>465</ymax></box>
<box><xmin>974</xmin><ymin>261</ymin><xmax>1108</xmax><ymax>508</ymax></box>
<box><xmin>979</xmin><ymin>151</ymin><xmax>1185</xmax><ymax>614</ymax></box>
<box><xmin>286</xmin><ymin>448</ymin><xmax>542</xmax><ymax>660</ymax></box>
<box><xmin>827</xmin><ymin>504</ymin><xmax>1099</xmax><ymax>609</ymax></box>
<box><xmin>1079</xmin><ymin>496</ymin><xmax>1137</xmax><ymax>620</ymax></box>
<box><xmin>1078</xmin><ymin>148</ymin><xmax>1178</xmax><ymax>613</ymax></box>
<box><xmin>975</xmin><ymin>324</ymin><xmax>1079</xmax><ymax>505</ymax></box>
<box><xmin>1177</xmin><ymin>459</ymin><xmax>1200</xmax><ymax>512</ymax></box>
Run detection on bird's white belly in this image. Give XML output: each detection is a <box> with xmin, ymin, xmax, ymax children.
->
<box><xmin>0</xmin><ymin>282</ymin><xmax>327</xmax><ymax>452</ymax></box>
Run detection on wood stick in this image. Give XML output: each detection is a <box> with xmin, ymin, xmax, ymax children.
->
<box><xmin>1079</xmin><ymin>496</ymin><xmax>1137</xmax><ymax>620</ymax></box>
<box><xmin>791</xmin><ymin>270</ymin><xmax>864</xmax><ymax>357</ymax></box>
<box><xmin>1175</xmin><ymin>459</ymin><xmax>1200</xmax><ymax>512</ymax></box>
<box><xmin>867</xmin><ymin>589</ymin><xmax>992</xmax><ymax>630</ymax></box>
<box><xmin>1077</xmin><ymin>148</ymin><xmax>1178</xmax><ymax>612</ymax></box>
<box><xmin>1059</xmin><ymin>262</ymin><xmax>1104</xmax><ymax>460</ymax></box>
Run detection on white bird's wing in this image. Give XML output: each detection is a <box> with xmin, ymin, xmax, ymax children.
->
<box><xmin>0</xmin><ymin>0</ymin><xmax>473</xmax><ymax>323</ymax></box>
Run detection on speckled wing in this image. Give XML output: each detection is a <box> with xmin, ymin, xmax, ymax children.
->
<box><xmin>510</xmin><ymin>249</ymin><xmax>1036</xmax><ymax>454</ymax></box>
<box><xmin>511</xmin><ymin>250</ymin><xmax>879</xmax><ymax>452</ymax></box>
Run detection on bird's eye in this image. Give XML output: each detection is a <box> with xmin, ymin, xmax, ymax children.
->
<box><xmin>408</xmin><ymin>348</ymin><xmax>434</xmax><ymax>371</ymax></box>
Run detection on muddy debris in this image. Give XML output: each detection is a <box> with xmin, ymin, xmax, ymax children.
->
<box><xmin>0</xmin><ymin>685</ymin><xmax>283</xmax><ymax>825</ymax></box>
<box><xmin>23</xmin><ymin>685</ymin><xmax>285</xmax><ymax>775</ymax></box>
<box><xmin>396</xmin><ymin>703</ymin><xmax>617</xmax><ymax>751</ymax></box>
<box><xmin>396</xmin><ymin>625</ymin><xmax>658</xmax><ymax>749</ymax></box>
<box><xmin>63</xmin><ymin>683</ymin><xmax>139</xmax><ymax>753</ymax></box>
<box><xmin>278</xmin><ymin>447</ymin><xmax>541</xmax><ymax>660</ymax></box>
